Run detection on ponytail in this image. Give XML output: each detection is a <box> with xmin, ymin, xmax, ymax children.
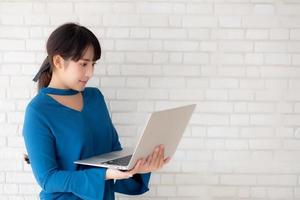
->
<box><xmin>35</xmin><ymin>56</ymin><xmax>52</xmax><ymax>91</ymax></box>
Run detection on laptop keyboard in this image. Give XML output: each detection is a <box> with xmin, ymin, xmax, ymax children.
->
<box><xmin>104</xmin><ymin>155</ymin><xmax>132</xmax><ymax>166</ymax></box>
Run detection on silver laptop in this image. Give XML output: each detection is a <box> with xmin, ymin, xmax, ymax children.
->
<box><xmin>74</xmin><ymin>104</ymin><xmax>196</xmax><ymax>171</ymax></box>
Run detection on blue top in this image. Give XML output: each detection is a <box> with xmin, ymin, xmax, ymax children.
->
<box><xmin>22</xmin><ymin>87</ymin><xmax>151</xmax><ymax>200</ymax></box>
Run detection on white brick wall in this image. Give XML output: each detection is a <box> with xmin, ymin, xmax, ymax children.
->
<box><xmin>0</xmin><ymin>0</ymin><xmax>300</xmax><ymax>199</ymax></box>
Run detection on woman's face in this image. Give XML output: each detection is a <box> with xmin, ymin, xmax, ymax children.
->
<box><xmin>61</xmin><ymin>45</ymin><xmax>96</xmax><ymax>91</ymax></box>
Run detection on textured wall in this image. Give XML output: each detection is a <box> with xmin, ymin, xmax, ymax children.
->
<box><xmin>0</xmin><ymin>0</ymin><xmax>300</xmax><ymax>199</ymax></box>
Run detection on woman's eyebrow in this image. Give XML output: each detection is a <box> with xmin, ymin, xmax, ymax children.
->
<box><xmin>81</xmin><ymin>58</ymin><xmax>95</xmax><ymax>61</ymax></box>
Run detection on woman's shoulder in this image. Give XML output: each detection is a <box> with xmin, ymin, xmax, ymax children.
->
<box><xmin>84</xmin><ymin>87</ymin><xmax>104</xmax><ymax>98</ymax></box>
<box><xmin>24</xmin><ymin>92</ymin><xmax>49</xmax><ymax>115</ymax></box>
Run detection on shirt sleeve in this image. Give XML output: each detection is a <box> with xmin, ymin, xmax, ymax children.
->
<box><xmin>95</xmin><ymin>88</ymin><xmax>152</xmax><ymax>195</ymax></box>
<box><xmin>110</xmin><ymin>124</ymin><xmax>151</xmax><ymax>195</ymax></box>
<box><xmin>22</xmin><ymin>105</ymin><xmax>107</xmax><ymax>200</ymax></box>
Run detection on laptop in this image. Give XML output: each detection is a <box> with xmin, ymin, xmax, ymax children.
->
<box><xmin>74</xmin><ymin>104</ymin><xmax>196</xmax><ymax>171</ymax></box>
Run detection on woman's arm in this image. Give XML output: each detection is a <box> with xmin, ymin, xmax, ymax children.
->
<box><xmin>23</xmin><ymin>106</ymin><xmax>107</xmax><ymax>200</ymax></box>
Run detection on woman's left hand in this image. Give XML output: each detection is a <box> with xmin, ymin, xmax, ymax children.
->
<box><xmin>128</xmin><ymin>144</ymin><xmax>171</xmax><ymax>175</ymax></box>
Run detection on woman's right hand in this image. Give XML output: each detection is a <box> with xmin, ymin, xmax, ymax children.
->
<box><xmin>105</xmin><ymin>168</ymin><xmax>133</xmax><ymax>180</ymax></box>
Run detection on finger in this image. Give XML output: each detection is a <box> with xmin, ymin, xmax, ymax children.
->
<box><xmin>129</xmin><ymin>159</ymin><xmax>142</xmax><ymax>175</ymax></box>
<box><xmin>107</xmin><ymin>169</ymin><xmax>132</xmax><ymax>180</ymax></box>
<box><xmin>150</xmin><ymin>145</ymin><xmax>161</xmax><ymax>169</ymax></box>
<box><xmin>121</xmin><ymin>171</ymin><xmax>133</xmax><ymax>179</ymax></box>
<box><xmin>164</xmin><ymin>157</ymin><xmax>171</xmax><ymax>164</ymax></box>
<box><xmin>145</xmin><ymin>155</ymin><xmax>151</xmax><ymax>165</ymax></box>
<box><xmin>154</xmin><ymin>145</ymin><xmax>163</xmax><ymax>169</ymax></box>
<box><xmin>147</xmin><ymin>152</ymin><xmax>154</xmax><ymax>168</ymax></box>
<box><xmin>150</xmin><ymin>147</ymin><xmax>159</xmax><ymax>169</ymax></box>
<box><xmin>158</xmin><ymin>146</ymin><xmax>165</xmax><ymax>168</ymax></box>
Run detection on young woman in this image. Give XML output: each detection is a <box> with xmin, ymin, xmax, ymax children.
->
<box><xmin>22</xmin><ymin>22</ymin><xmax>170</xmax><ymax>200</ymax></box>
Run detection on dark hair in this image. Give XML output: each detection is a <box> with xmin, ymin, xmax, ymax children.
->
<box><xmin>33</xmin><ymin>22</ymin><xmax>101</xmax><ymax>91</ymax></box>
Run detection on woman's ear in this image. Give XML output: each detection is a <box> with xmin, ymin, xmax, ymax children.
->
<box><xmin>52</xmin><ymin>55</ymin><xmax>65</xmax><ymax>70</ymax></box>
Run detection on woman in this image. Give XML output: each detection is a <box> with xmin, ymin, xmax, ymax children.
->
<box><xmin>22</xmin><ymin>22</ymin><xmax>170</xmax><ymax>200</ymax></box>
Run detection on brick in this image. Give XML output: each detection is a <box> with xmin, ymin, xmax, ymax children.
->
<box><xmin>220</xmin><ymin>41</ymin><xmax>253</xmax><ymax>52</ymax></box>
<box><xmin>250</xmin><ymin>114</ymin><xmax>281</xmax><ymax>125</ymax></box>
<box><xmin>25</xmin><ymin>39</ymin><xmax>45</xmax><ymax>51</ymax></box>
<box><xmin>130</xmin><ymin>28</ymin><xmax>149</xmax><ymax>38</ymax></box>
<box><xmin>6</xmin><ymin>172</ymin><xmax>35</xmax><ymax>184</ymax></box>
<box><xmin>103</xmin><ymin>52</ymin><xmax>124</xmax><ymax>64</ymax></box>
<box><xmin>270</xmin><ymin>29</ymin><xmax>289</xmax><ymax>40</ymax></box>
<box><xmin>255</xmin><ymin>42</ymin><xmax>287</xmax><ymax>52</ymax></box>
<box><xmin>254</xmin><ymin>4</ymin><xmax>274</xmax><ymax>15</ymax></box>
<box><xmin>103</xmin><ymin>14</ymin><xmax>139</xmax><ymax>27</ymax></box>
<box><xmin>116</xmin><ymin>40</ymin><xmax>148</xmax><ymax>51</ymax></box>
<box><xmin>225</xmin><ymin>139</ymin><xmax>249</xmax><ymax>150</ymax></box>
<box><xmin>251</xmin><ymin>187</ymin><xmax>267</xmax><ymax>198</ymax></box>
<box><xmin>210</xmin><ymin>78</ymin><xmax>239</xmax><ymax>89</ymax></box>
<box><xmin>137</xmin><ymin>2</ymin><xmax>172</xmax><ymax>14</ymax></box>
<box><xmin>277</xmin><ymin>4</ymin><xmax>300</xmax><ymax>15</ymax></box>
<box><xmin>113</xmin><ymin>2</ymin><xmax>135</xmax><ymax>13</ymax></box>
<box><xmin>121</xmin><ymin>65</ymin><xmax>161</xmax><ymax>76</ymax></box>
<box><xmin>141</xmin><ymin>15</ymin><xmax>168</xmax><ymax>27</ymax></box>
<box><xmin>101</xmin><ymin>77</ymin><xmax>125</xmax><ymax>88</ymax></box>
<box><xmin>47</xmin><ymin>3</ymin><xmax>73</xmax><ymax>14</ymax></box>
<box><xmin>246</xmin><ymin>29</ymin><xmax>268</xmax><ymax>39</ymax></box>
<box><xmin>219</xmin><ymin>66</ymin><xmax>245</xmax><ymax>77</ymax></box>
<box><xmin>288</xmin><ymin>41</ymin><xmax>300</xmax><ymax>52</ymax></box>
<box><xmin>164</xmin><ymin>41</ymin><xmax>198</xmax><ymax>51</ymax></box>
<box><xmin>214</xmin><ymin>151</ymin><xmax>251</xmax><ymax>161</ymax></box>
<box><xmin>125</xmin><ymin>52</ymin><xmax>152</xmax><ymax>64</ymax></box>
<box><xmin>215</xmin><ymin>4</ymin><xmax>252</xmax><ymax>15</ymax></box>
<box><xmin>106</xmin><ymin>28</ymin><xmax>129</xmax><ymax>38</ymax></box>
<box><xmin>207</xmin><ymin>127</ymin><xmax>239</xmax><ymax>138</ymax></box>
<box><xmin>0</xmin><ymin>3</ymin><xmax>32</xmax><ymax>14</ymax></box>
<box><xmin>183</xmin><ymin>16</ymin><xmax>218</xmax><ymax>28</ymax></box>
<box><xmin>220</xmin><ymin>175</ymin><xmax>256</xmax><ymax>185</ymax></box>
<box><xmin>169</xmin><ymin>89</ymin><xmax>204</xmax><ymax>100</ymax></box>
<box><xmin>249</xmin><ymin>139</ymin><xmax>282</xmax><ymax>149</ymax></box>
<box><xmin>157</xmin><ymin>186</ymin><xmax>176</xmax><ymax>196</ymax></box>
<box><xmin>192</xmin><ymin>114</ymin><xmax>229</xmax><ymax>125</ymax></box>
<box><xmin>75</xmin><ymin>3</ymin><xmax>111</xmax><ymax>14</ymax></box>
<box><xmin>187</xmin><ymin>3</ymin><xmax>213</xmax><ymax>14</ymax></box>
<box><xmin>240</xmin><ymin>79</ymin><xmax>264</xmax><ymax>89</ymax></box>
<box><xmin>178</xmin><ymin>138</ymin><xmax>204</xmax><ymax>150</ymax></box>
<box><xmin>211</xmin><ymin>29</ymin><xmax>244</xmax><ymax>40</ymax></box>
<box><xmin>1</xmin><ymin>64</ymin><xmax>22</xmax><ymax>75</ymax></box>
<box><xmin>24</xmin><ymin>15</ymin><xmax>49</xmax><ymax>25</ymax></box>
<box><xmin>4</xmin><ymin>52</ymin><xmax>35</xmax><ymax>63</ymax></box>
<box><xmin>177</xmin><ymin>186</ymin><xmax>208</xmax><ymax>197</ymax></box>
<box><xmin>183</xmin><ymin>53</ymin><xmax>209</xmax><ymax>64</ymax></box>
<box><xmin>230</xmin><ymin>114</ymin><xmax>250</xmax><ymax>125</ymax></box>
<box><xmin>206</xmin><ymin>89</ymin><xmax>228</xmax><ymax>100</ymax></box>
<box><xmin>0</xmin><ymin>27</ymin><xmax>29</xmax><ymax>38</ymax></box>
<box><xmin>283</xmin><ymin>114</ymin><xmax>300</xmax><ymax>125</ymax></box>
<box><xmin>150</xmin><ymin>28</ymin><xmax>186</xmax><ymax>39</ymax></box>
<box><xmin>144</xmin><ymin>90</ymin><xmax>169</xmax><ymax>100</ymax></box>
<box><xmin>243</xmin><ymin>16</ymin><xmax>278</xmax><ymax>28</ymax></box>
<box><xmin>219</xmin><ymin>16</ymin><xmax>242</xmax><ymax>28</ymax></box>
<box><xmin>150</xmin><ymin>77</ymin><xmax>185</xmax><ymax>88</ymax></box>
<box><xmin>211</xmin><ymin>186</ymin><xmax>236</xmax><ymax>197</ymax></box>
<box><xmin>291</xmin><ymin>29</ymin><xmax>300</xmax><ymax>40</ymax></box>
<box><xmin>267</xmin><ymin>187</ymin><xmax>293</xmax><ymax>199</ymax></box>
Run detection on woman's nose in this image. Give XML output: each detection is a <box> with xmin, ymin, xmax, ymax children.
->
<box><xmin>85</xmin><ymin>65</ymin><xmax>94</xmax><ymax>78</ymax></box>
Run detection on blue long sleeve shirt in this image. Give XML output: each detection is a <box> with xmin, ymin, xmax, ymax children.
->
<box><xmin>22</xmin><ymin>87</ymin><xmax>151</xmax><ymax>200</ymax></box>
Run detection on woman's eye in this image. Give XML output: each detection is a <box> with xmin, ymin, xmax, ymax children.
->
<box><xmin>81</xmin><ymin>63</ymin><xmax>87</xmax><ymax>67</ymax></box>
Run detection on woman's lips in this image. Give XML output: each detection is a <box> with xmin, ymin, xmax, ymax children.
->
<box><xmin>79</xmin><ymin>80</ymin><xmax>87</xmax><ymax>84</ymax></box>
